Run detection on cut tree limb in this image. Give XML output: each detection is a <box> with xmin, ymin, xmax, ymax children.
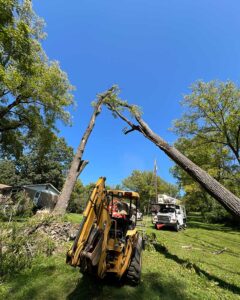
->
<box><xmin>105</xmin><ymin>99</ymin><xmax>240</xmax><ymax>221</ymax></box>
<box><xmin>53</xmin><ymin>87</ymin><xmax>117</xmax><ymax>215</ymax></box>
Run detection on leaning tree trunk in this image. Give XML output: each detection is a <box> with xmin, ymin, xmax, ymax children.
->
<box><xmin>135</xmin><ymin>116</ymin><xmax>240</xmax><ymax>220</ymax></box>
<box><xmin>105</xmin><ymin>100</ymin><xmax>240</xmax><ymax>221</ymax></box>
<box><xmin>53</xmin><ymin>88</ymin><xmax>115</xmax><ymax>215</ymax></box>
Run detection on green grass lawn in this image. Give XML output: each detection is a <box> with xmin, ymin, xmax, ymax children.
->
<box><xmin>1</xmin><ymin>214</ymin><xmax>240</xmax><ymax>300</ymax></box>
<box><xmin>64</xmin><ymin>213</ymin><xmax>83</xmax><ymax>224</ymax></box>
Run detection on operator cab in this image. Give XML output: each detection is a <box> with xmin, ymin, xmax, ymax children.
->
<box><xmin>107</xmin><ymin>190</ymin><xmax>139</xmax><ymax>238</ymax></box>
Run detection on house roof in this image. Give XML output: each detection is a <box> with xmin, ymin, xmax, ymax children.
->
<box><xmin>0</xmin><ymin>184</ymin><xmax>11</xmax><ymax>189</ymax></box>
<box><xmin>23</xmin><ymin>183</ymin><xmax>60</xmax><ymax>195</ymax></box>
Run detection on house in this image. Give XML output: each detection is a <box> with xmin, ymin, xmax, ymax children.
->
<box><xmin>23</xmin><ymin>183</ymin><xmax>60</xmax><ymax>210</ymax></box>
<box><xmin>0</xmin><ymin>183</ymin><xmax>60</xmax><ymax>210</ymax></box>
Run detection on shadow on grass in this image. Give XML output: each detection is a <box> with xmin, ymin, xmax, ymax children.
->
<box><xmin>67</xmin><ymin>272</ymin><xmax>187</xmax><ymax>300</ymax></box>
<box><xmin>154</xmin><ymin>243</ymin><xmax>240</xmax><ymax>295</ymax></box>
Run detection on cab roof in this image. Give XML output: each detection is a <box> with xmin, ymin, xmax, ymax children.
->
<box><xmin>107</xmin><ymin>189</ymin><xmax>140</xmax><ymax>200</ymax></box>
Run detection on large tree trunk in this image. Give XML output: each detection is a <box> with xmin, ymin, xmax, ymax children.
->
<box><xmin>53</xmin><ymin>88</ymin><xmax>115</xmax><ymax>215</ymax></box>
<box><xmin>105</xmin><ymin>101</ymin><xmax>240</xmax><ymax>220</ymax></box>
<box><xmin>135</xmin><ymin>116</ymin><xmax>240</xmax><ymax>219</ymax></box>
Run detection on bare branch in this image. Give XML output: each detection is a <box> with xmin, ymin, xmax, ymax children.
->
<box><xmin>104</xmin><ymin>97</ymin><xmax>240</xmax><ymax>220</ymax></box>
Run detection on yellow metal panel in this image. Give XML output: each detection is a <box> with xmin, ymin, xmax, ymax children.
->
<box><xmin>126</xmin><ymin>228</ymin><xmax>137</xmax><ymax>236</ymax></box>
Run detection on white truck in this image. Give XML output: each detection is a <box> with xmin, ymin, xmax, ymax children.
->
<box><xmin>151</xmin><ymin>194</ymin><xmax>186</xmax><ymax>231</ymax></box>
<box><xmin>137</xmin><ymin>209</ymin><xmax>143</xmax><ymax>221</ymax></box>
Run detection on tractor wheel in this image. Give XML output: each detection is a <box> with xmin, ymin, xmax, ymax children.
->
<box><xmin>126</xmin><ymin>235</ymin><xmax>143</xmax><ymax>286</ymax></box>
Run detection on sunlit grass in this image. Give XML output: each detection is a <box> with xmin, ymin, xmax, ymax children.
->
<box><xmin>1</xmin><ymin>214</ymin><xmax>240</xmax><ymax>300</ymax></box>
<box><xmin>64</xmin><ymin>213</ymin><xmax>83</xmax><ymax>224</ymax></box>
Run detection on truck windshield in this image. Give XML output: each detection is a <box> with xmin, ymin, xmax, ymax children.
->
<box><xmin>159</xmin><ymin>206</ymin><xmax>175</xmax><ymax>213</ymax></box>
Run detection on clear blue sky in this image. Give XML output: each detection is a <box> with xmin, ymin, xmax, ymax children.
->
<box><xmin>33</xmin><ymin>0</ymin><xmax>240</xmax><ymax>186</ymax></box>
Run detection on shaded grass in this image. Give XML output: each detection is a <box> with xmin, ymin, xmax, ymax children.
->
<box><xmin>1</xmin><ymin>214</ymin><xmax>240</xmax><ymax>300</ymax></box>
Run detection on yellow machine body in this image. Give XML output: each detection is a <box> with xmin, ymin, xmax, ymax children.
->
<box><xmin>66</xmin><ymin>177</ymin><xmax>142</xmax><ymax>283</ymax></box>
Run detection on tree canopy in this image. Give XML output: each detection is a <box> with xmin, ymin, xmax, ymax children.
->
<box><xmin>0</xmin><ymin>134</ymin><xmax>73</xmax><ymax>190</ymax></box>
<box><xmin>173</xmin><ymin>81</ymin><xmax>240</xmax><ymax>165</ymax></box>
<box><xmin>172</xmin><ymin>80</ymin><xmax>240</xmax><ymax>221</ymax></box>
<box><xmin>0</xmin><ymin>0</ymin><xmax>74</xmax><ymax>158</ymax></box>
<box><xmin>122</xmin><ymin>170</ymin><xmax>179</xmax><ymax>211</ymax></box>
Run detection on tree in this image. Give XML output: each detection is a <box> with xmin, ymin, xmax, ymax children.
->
<box><xmin>0</xmin><ymin>0</ymin><xmax>73</xmax><ymax>158</ymax></box>
<box><xmin>67</xmin><ymin>180</ymin><xmax>85</xmax><ymax>213</ymax></box>
<box><xmin>0</xmin><ymin>159</ymin><xmax>19</xmax><ymax>185</ymax></box>
<box><xmin>17</xmin><ymin>135</ymin><xmax>73</xmax><ymax>190</ymax></box>
<box><xmin>0</xmin><ymin>134</ymin><xmax>73</xmax><ymax>190</ymax></box>
<box><xmin>53</xmin><ymin>87</ymin><xmax>117</xmax><ymax>215</ymax></box>
<box><xmin>171</xmin><ymin>136</ymin><xmax>239</xmax><ymax>221</ymax></box>
<box><xmin>171</xmin><ymin>81</ymin><xmax>240</xmax><ymax>221</ymax></box>
<box><xmin>122</xmin><ymin>170</ymin><xmax>178</xmax><ymax>211</ymax></box>
<box><xmin>103</xmin><ymin>90</ymin><xmax>240</xmax><ymax>220</ymax></box>
<box><xmin>173</xmin><ymin>81</ymin><xmax>240</xmax><ymax>165</ymax></box>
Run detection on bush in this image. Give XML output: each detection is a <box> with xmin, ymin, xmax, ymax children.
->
<box><xmin>201</xmin><ymin>204</ymin><xmax>235</xmax><ymax>225</ymax></box>
<box><xmin>0</xmin><ymin>191</ymin><xmax>34</xmax><ymax>221</ymax></box>
<box><xmin>0</xmin><ymin>223</ymin><xmax>33</xmax><ymax>278</ymax></box>
<box><xmin>0</xmin><ymin>215</ymin><xmax>58</xmax><ymax>279</ymax></box>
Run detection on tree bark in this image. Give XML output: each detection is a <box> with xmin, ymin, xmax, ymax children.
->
<box><xmin>135</xmin><ymin>116</ymin><xmax>240</xmax><ymax>220</ymax></box>
<box><xmin>53</xmin><ymin>88</ymin><xmax>115</xmax><ymax>215</ymax></box>
<box><xmin>105</xmin><ymin>102</ymin><xmax>240</xmax><ymax>220</ymax></box>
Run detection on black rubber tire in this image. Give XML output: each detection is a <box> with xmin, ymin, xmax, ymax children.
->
<box><xmin>125</xmin><ymin>235</ymin><xmax>142</xmax><ymax>286</ymax></box>
<box><xmin>175</xmin><ymin>222</ymin><xmax>180</xmax><ymax>232</ymax></box>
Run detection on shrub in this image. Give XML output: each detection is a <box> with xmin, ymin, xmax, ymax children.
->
<box><xmin>0</xmin><ymin>215</ymin><xmax>58</xmax><ymax>279</ymax></box>
<box><xmin>0</xmin><ymin>190</ymin><xmax>34</xmax><ymax>221</ymax></box>
<box><xmin>0</xmin><ymin>223</ymin><xmax>33</xmax><ymax>278</ymax></box>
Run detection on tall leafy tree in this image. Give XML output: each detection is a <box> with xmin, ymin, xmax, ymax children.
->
<box><xmin>0</xmin><ymin>0</ymin><xmax>73</xmax><ymax>158</ymax></box>
<box><xmin>18</xmin><ymin>135</ymin><xmax>73</xmax><ymax>190</ymax></box>
<box><xmin>173</xmin><ymin>81</ymin><xmax>240</xmax><ymax>165</ymax></box>
<box><xmin>122</xmin><ymin>170</ymin><xmax>179</xmax><ymax>211</ymax></box>
<box><xmin>172</xmin><ymin>81</ymin><xmax>240</xmax><ymax>220</ymax></box>
<box><xmin>0</xmin><ymin>159</ymin><xmax>19</xmax><ymax>185</ymax></box>
<box><xmin>0</xmin><ymin>134</ymin><xmax>73</xmax><ymax>190</ymax></box>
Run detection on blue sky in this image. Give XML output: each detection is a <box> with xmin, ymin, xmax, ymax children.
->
<box><xmin>33</xmin><ymin>0</ymin><xmax>240</xmax><ymax>186</ymax></box>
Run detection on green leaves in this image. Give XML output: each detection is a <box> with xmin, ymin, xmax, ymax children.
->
<box><xmin>122</xmin><ymin>170</ymin><xmax>179</xmax><ymax>210</ymax></box>
<box><xmin>0</xmin><ymin>0</ymin><xmax>74</xmax><ymax>158</ymax></box>
<box><xmin>172</xmin><ymin>80</ymin><xmax>240</xmax><ymax>220</ymax></box>
<box><xmin>0</xmin><ymin>135</ymin><xmax>73</xmax><ymax>190</ymax></box>
<box><xmin>173</xmin><ymin>80</ymin><xmax>240</xmax><ymax>164</ymax></box>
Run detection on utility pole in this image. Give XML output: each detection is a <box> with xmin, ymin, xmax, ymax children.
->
<box><xmin>154</xmin><ymin>159</ymin><xmax>158</xmax><ymax>203</ymax></box>
<box><xmin>147</xmin><ymin>159</ymin><xmax>158</xmax><ymax>215</ymax></box>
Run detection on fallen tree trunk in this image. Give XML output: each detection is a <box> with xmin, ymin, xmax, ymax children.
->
<box><xmin>54</xmin><ymin>87</ymin><xmax>116</xmax><ymax>215</ymax></box>
<box><xmin>105</xmin><ymin>99</ymin><xmax>240</xmax><ymax>220</ymax></box>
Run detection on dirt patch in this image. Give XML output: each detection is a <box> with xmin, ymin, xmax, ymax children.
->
<box><xmin>32</xmin><ymin>221</ymin><xmax>79</xmax><ymax>243</ymax></box>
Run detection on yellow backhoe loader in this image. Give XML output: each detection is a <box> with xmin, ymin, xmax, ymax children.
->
<box><xmin>66</xmin><ymin>177</ymin><xmax>143</xmax><ymax>285</ymax></box>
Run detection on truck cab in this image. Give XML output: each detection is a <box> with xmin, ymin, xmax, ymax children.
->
<box><xmin>152</xmin><ymin>194</ymin><xmax>186</xmax><ymax>231</ymax></box>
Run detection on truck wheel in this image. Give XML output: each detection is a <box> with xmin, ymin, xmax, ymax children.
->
<box><xmin>126</xmin><ymin>236</ymin><xmax>142</xmax><ymax>286</ymax></box>
<box><xmin>175</xmin><ymin>222</ymin><xmax>180</xmax><ymax>232</ymax></box>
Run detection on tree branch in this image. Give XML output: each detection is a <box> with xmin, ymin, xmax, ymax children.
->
<box><xmin>104</xmin><ymin>96</ymin><xmax>240</xmax><ymax>220</ymax></box>
<box><xmin>0</xmin><ymin>95</ymin><xmax>23</xmax><ymax>118</ymax></box>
